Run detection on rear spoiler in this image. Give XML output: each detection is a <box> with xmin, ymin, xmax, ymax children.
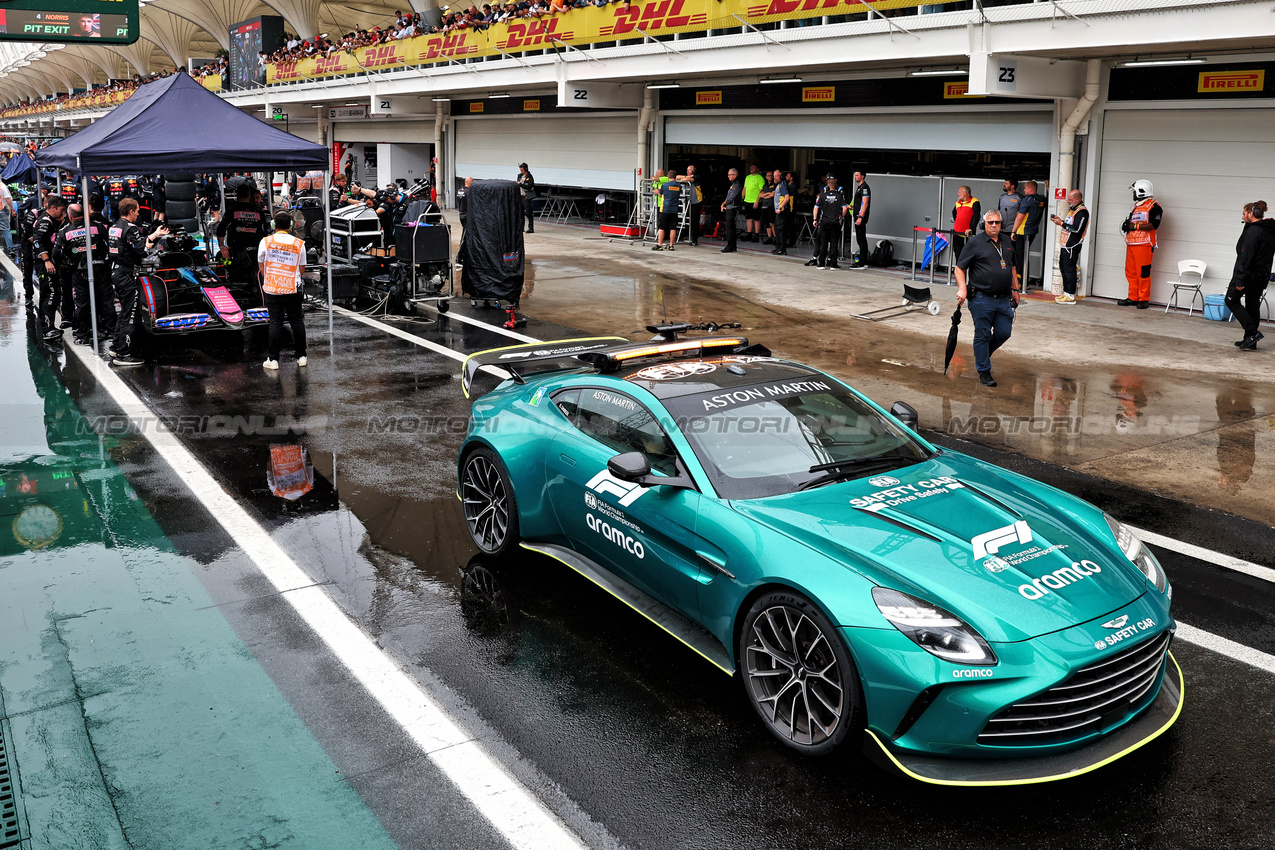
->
<box><xmin>461</xmin><ymin>337</ymin><xmax>630</xmax><ymax>398</ymax></box>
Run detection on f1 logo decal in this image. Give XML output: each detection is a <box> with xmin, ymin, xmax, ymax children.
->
<box><xmin>971</xmin><ymin>520</ymin><xmax>1032</xmax><ymax>558</ymax></box>
<box><xmin>586</xmin><ymin>470</ymin><xmax>646</xmax><ymax>507</ymax></box>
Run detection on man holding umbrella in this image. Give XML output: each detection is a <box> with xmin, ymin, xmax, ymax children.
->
<box><xmin>954</xmin><ymin>210</ymin><xmax>1019</xmax><ymax>388</ymax></box>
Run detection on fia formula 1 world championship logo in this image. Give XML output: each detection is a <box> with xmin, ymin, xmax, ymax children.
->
<box><xmin>971</xmin><ymin>520</ymin><xmax>1032</xmax><ymax>558</ymax></box>
<box><xmin>585</xmin><ymin>470</ymin><xmax>646</xmax><ymax>507</ymax></box>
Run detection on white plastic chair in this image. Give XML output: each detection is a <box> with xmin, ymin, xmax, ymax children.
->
<box><xmin>1165</xmin><ymin>260</ymin><xmax>1206</xmax><ymax>316</ymax></box>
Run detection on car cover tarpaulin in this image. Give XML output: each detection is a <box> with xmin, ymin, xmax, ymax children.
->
<box><xmin>1</xmin><ymin>153</ymin><xmax>37</xmax><ymax>183</ymax></box>
<box><xmin>460</xmin><ymin>179</ymin><xmax>524</xmax><ymax>302</ymax></box>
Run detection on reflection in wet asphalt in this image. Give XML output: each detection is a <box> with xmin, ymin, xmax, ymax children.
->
<box><xmin>9</xmin><ymin>244</ymin><xmax>1275</xmax><ymax>850</ymax></box>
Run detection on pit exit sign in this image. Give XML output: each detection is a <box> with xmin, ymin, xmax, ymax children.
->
<box><xmin>0</xmin><ymin>0</ymin><xmax>138</xmax><ymax>44</ymax></box>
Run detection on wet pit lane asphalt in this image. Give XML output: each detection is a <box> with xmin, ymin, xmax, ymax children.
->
<box><xmin>30</xmin><ymin>272</ymin><xmax>1275</xmax><ymax>850</ymax></box>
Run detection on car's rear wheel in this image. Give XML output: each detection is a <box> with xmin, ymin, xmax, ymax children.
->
<box><xmin>460</xmin><ymin>447</ymin><xmax>520</xmax><ymax>556</ymax></box>
<box><xmin>739</xmin><ymin>590</ymin><xmax>862</xmax><ymax>755</ymax></box>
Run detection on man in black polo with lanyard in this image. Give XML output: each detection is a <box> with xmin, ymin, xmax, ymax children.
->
<box><xmin>955</xmin><ymin>210</ymin><xmax>1019</xmax><ymax>388</ymax></box>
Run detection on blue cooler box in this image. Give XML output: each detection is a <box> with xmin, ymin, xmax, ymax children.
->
<box><xmin>1203</xmin><ymin>294</ymin><xmax>1231</xmax><ymax>322</ymax></box>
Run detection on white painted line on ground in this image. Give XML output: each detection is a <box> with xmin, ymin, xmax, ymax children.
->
<box><xmin>1175</xmin><ymin>622</ymin><xmax>1275</xmax><ymax>676</ymax></box>
<box><xmin>437</xmin><ymin>305</ymin><xmax>539</xmax><ymax>343</ymax></box>
<box><xmin>1132</xmin><ymin>525</ymin><xmax>1275</xmax><ymax>586</ymax></box>
<box><xmin>63</xmin><ymin>342</ymin><xmax>588</xmax><ymax>850</ymax></box>
<box><xmin>0</xmin><ymin>251</ymin><xmax>22</xmax><ymax>281</ymax></box>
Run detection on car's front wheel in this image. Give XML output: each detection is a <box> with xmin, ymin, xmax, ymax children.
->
<box><xmin>739</xmin><ymin>590</ymin><xmax>862</xmax><ymax>755</ymax></box>
<box><xmin>460</xmin><ymin>447</ymin><xmax>520</xmax><ymax>556</ymax></box>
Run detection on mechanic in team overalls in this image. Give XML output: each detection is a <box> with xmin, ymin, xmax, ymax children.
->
<box><xmin>807</xmin><ymin>174</ymin><xmax>848</xmax><ymax>270</ymax></box>
<box><xmin>53</xmin><ymin>202</ymin><xmax>109</xmax><ymax>346</ymax></box>
<box><xmin>17</xmin><ymin>190</ymin><xmax>44</xmax><ymax>302</ymax></box>
<box><xmin>108</xmin><ymin>197</ymin><xmax>168</xmax><ymax>367</ymax></box>
<box><xmin>87</xmin><ymin>194</ymin><xmax>116</xmax><ymax>339</ymax></box>
<box><xmin>31</xmin><ymin>195</ymin><xmax>68</xmax><ymax>341</ymax></box>
<box><xmin>216</xmin><ymin>183</ymin><xmax>267</xmax><ymax>285</ymax></box>
<box><xmin>106</xmin><ymin>176</ymin><xmax>126</xmax><ymax>220</ymax></box>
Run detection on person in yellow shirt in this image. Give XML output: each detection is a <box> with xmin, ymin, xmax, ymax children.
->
<box><xmin>257</xmin><ymin>210</ymin><xmax>307</xmax><ymax>370</ymax></box>
<box><xmin>742</xmin><ymin>165</ymin><xmax>765</xmax><ymax>243</ymax></box>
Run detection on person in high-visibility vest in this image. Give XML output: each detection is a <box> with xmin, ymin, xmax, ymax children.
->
<box><xmin>1118</xmin><ymin>180</ymin><xmax>1163</xmax><ymax>309</ymax></box>
<box><xmin>257</xmin><ymin>210</ymin><xmax>307</xmax><ymax>371</ymax></box>
<box><xmin>950</xmin><ymin>185</ymin><xmax>981</xmax><ymax>262</ymax></box>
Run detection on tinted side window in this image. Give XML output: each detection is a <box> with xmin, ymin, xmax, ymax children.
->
<box><xmin>552</xmin><ymin>389</ymin><xmax>581</xmax><ymax>422</ymax></box>
<box><xmin>570</xmin><ymin>388</ymin><xmax>679</xmax><ymax>477</ymax></box>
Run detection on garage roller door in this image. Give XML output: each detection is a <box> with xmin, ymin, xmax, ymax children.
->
<box><xmin>664</xmin><ymin>110</ymin><xmax>1053</xmax><ymax>153</ymax></box>
<box><xmin>455</xmin><ymin>115</ymin><xmax>637</xmax><ymax>191</ymax></box>
<box><xmin>1092</xmin><ymin>108</ymin><xmax>1275</xmax><ymax>301</ymax></box>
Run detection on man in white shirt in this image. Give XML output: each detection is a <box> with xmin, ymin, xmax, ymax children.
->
<box><xmin>257</xmin><ymin>210</ymin><xmax>307</xmax><ymax>370</ymax></box>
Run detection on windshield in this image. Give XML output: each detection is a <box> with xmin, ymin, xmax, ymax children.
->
<box><xmin>665</xmin><ymin>380</ymin><xmax>932</xmax><ymax>499</ymax></box>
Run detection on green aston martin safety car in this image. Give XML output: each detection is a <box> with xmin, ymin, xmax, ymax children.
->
<box><xmin>456</xmin><ymin>331</ymin><xmax>1182</xmax><ymax>785</ymax></box>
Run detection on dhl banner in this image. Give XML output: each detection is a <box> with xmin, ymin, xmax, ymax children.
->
<box><xmin>268</xmin><ymin>0</ymin><xmax>930</xmax><ymax>84</ymax></box>
<box><xmin>200</xmin><ymin>75</ymin><xmax>224</xmax><ymax>93</ymax></box>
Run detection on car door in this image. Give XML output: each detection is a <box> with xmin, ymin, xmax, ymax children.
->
<box><xmin>545</xmin><ymin>387</ymin><xmax>723</xmax><ymax>622</ymax></box>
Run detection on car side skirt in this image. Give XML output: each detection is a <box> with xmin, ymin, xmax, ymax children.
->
<box><xmin>520</xmin><ymin>542</ymin><xmax>736</xmax><ymax>675</ymax></box>
<box><xmin>863</xmin><ymin>652</ymin><xmax>1184</xmax><ymax>786</ymax></box>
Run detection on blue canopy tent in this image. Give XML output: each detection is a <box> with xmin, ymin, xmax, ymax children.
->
<box><xmin>35</xmin><ymin>72</ymin><xmax>333</xmax><ymax>348</ymax></box>
<box><xmin>1</xmin><ymin>152</ymin><xmax>38</xmax><ymax>184</ymax></box>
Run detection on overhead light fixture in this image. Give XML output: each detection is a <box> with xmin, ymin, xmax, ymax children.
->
<box><xmin>909</xmin><ymin>68</ymin><xmax>967</xmax><ymax>77</ymax></box>
<box><xmin>342</xmin><ymin>102</ymin><xmax>361</xmax><ymax>106</ymax></box>
<box><xmin>646</xmin><ymin>83</ymin><xmax>680</xmax><ymax>89</ymax></box>
<box><xmin>311</xmin><ymin>104</ymin><xmax>324</xmax><ymax>108</ymax></box>
<box><xmin>1121</xmin><ymin>57</ymin><xmax>1205</xmax><ymax>67</ymax></box>
<box><xmin>432</xmin><ymin>96</ymin><xmax>450</xmax><ymax>101</ymax></box>
<box><xmin>488</xmin><ymin>92</ymin><xmax>510</xmax><ymax>98</ymax></box>
<box><xmin>759</xmin><ymin>76</ymin><xmax>801</xmax><ymax>85</ymax></box>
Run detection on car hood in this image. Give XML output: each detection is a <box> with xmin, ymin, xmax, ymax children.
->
<box><xmin>730</xmin><ymin>453</ymin><xmax>1148</xmax><ymax>642</ymax></box>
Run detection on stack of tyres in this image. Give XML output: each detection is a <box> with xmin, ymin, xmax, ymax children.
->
<box><xmin>165</xmin><ymin>172</ymin><xmax>199</xmax><ymax>237</ymax></box>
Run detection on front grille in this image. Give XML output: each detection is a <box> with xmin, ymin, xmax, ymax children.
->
<box><xmin>978</xmin><ymin>631</ymin><xmax>1171</xmax><ymax>746</ymax></box>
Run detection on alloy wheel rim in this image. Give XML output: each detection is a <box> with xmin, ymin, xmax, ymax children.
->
<box><xmin>745</xmin><ymin>605</ymin><xmax>845</xmax><ymax>747</ymax></box>
<box><xmin>462</xmin><ymin>455</ymin><xmax>509</xmax><ymax>551</ymax></box>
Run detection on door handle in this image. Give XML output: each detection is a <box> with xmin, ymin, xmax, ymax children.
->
<box><xmin>559</xmin><ymin>453</ymin><xmax>576</xmax><ymax>466</ymax></box>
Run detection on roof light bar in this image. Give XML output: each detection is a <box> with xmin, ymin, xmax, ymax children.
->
<box><xmin>609</xmin><ymin>337</ymin><xmax>747</xmax><ymax>362</ymax></box>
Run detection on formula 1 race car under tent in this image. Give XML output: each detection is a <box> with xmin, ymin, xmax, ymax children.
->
<box><xmin>35</xmin><ymin>72</ymin><xmax>332</xmax><ymax>348</ymax></box>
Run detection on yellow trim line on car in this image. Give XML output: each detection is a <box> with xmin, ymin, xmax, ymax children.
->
<box><xmin>521</xmin><ymin>542</ymin><xmax>736</xmax><ymax>675</ymax></box>
<box><xmin>865</xmin><ymin>652</ymin><xmax>1185</xmax><ymax>787</ymax></box>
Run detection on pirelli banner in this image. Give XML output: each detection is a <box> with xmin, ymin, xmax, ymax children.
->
<box><xmin>267</xmin><ymin>0</ymin><xmax>929</xmax><ymax>84</ymax></box>
<box><xmin>1109</xmin><ymin>61</ymin><xmax>1274</xmax><ymax>102</ymax></box>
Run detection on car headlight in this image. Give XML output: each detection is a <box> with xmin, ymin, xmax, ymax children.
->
<box><xmin>1104</xmin><ymin>514</ymin><xmax>1169</xmax><ymax>595</ymax></box>
<box><xmin>871</xmin><ymin>587</ymin><xmax>997</xmax><ymax>666</ymax></box>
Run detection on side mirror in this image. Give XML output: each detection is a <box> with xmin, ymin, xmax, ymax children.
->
<box><xmin>607</xmin><ymin>451</ymin><xmax>651</xmax><ymax>482</ymax></box>
<box><xmin>891</xmin><ymin>401</ymin><xmax>919</xmax><ymax>431</ymax></box>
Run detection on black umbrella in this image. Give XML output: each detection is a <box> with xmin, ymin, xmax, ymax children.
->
<box><xmin>943</xmin><ymin>304</ymin><xmax>963</xmax><ymax>375</ymax></box>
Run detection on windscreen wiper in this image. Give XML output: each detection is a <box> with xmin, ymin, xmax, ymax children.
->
<box><xmin>798</xmin><ymin>454</ymin><xmax>917</xmax><ymax>491</ymax></box>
